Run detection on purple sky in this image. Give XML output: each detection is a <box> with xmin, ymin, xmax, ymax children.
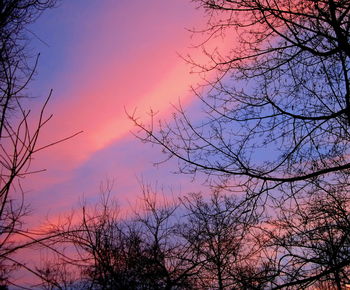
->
<box><xmin>21</xmin><ymin>0</ymin><xmax>213</xmax><ymax>228</ymax></box>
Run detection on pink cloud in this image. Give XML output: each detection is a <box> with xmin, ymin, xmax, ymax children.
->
<box><xmin>31</xmin><ymin>1</ymin><xmax>204</xmax><ymax>166</ymax></box>
<box><xmin>20</xmin><ymin>1</ymin><xmax>209</xmax><ymax>213</ymax></box>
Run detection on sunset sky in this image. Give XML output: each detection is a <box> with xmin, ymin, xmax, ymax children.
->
<box><xmin>4</xmin><ymin>1</ymin><xmax>347</xmax><ymax>288</ymax></box>
<box><xmin>22</xmin><ymin>0</ymin><xmax>213</xmax><ymax>225</ymax></box>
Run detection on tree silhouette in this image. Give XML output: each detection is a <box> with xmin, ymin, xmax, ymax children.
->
<box><xmin>129</xmin><ymin>0</ymin><xmax>350</xmax><ymax>287</ymax></box>
<box><xmin>131</xmin><ymin>0</ymin><xmax>350</xmax><ymax>203</ymax></box>
<box><xmin>178</xmin><ymin>192</ymin><xmax>274</xmax><ymax>289</ymax></box>
<box><xmin>0</xmin><ymin>0</ymin><xmax>83</xmax><ymax>286</ymax></box>
<box><xmin>263</xmin><ymin>184</ymin><xmax>350</xmax><ymax>289</ymax></box>
<box><xmin>47</xmin><ymin>186</ymin><xmax>196</xmax><ymax>290</ymax></box>
<box><xmin>44</xmin><ymin>185</ymin><xmax>280</xmax><ymax>289</ymax></box>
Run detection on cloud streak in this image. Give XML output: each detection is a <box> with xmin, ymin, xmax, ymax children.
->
<box><xmin>23</xmin><ymin>0</ymin><xmax>208</xmax><ymax>221</ymax></box>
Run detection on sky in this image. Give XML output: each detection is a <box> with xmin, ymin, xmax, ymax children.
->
<box><xmin>9</xmin><ymin>2</ymin><xmax>347</xmax><ymax>287</ymax></box>
<box><xmin>7</xmin><ymin>1</ymin><xmax>220</xmax><ymax>284</ymax></box>
<box><xmin>21</xmin><ymin>0</ymin><xmax>212</xmax><ymax>227</ymax></box>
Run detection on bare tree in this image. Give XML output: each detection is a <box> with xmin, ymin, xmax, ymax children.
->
<box><xmin>128</xmin><ymin>1</ymin><xmax>350</xmax><ymax>287</ymax></box>
<box><xmin>131</xmin><ymin>187</ymin><xmax>193</xmax><ymax>290</ymax></box>
<box><xmin>262</xmin><ymin>182</ymin><xmax>350</xmax><ymax>289</ymax></box>
<box><xmin>34</xmin><ymin>253</ymin><xmax>80</xmax><ymax>290</ymax></box>
<box><xmin>53</xmin><ymin>185</ymin><xmax>200</xmax><ymax>290</ymax></box>
<box><xmin>131</xmin><ymin>0</ymin><xmax>350</xmax><ymax>204</ymax></box>
<box><xmin>46</xmin><ymin>184</ymin><xmax>279</xmax><ymax>289</ymax></box>
<box><xmin>0</xmin><ymin>0</ymin><xmax>83</xmax><ymax>286</ymax></box>
<box><xmin>178</xmin><ymin>191</ymin><xmax>274</xmax><ymax>289</ymax></box>
<box><xmin>0</xmin><ymin>0</ymin><xmax>57</xmax><ymax>121</ymax></box>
